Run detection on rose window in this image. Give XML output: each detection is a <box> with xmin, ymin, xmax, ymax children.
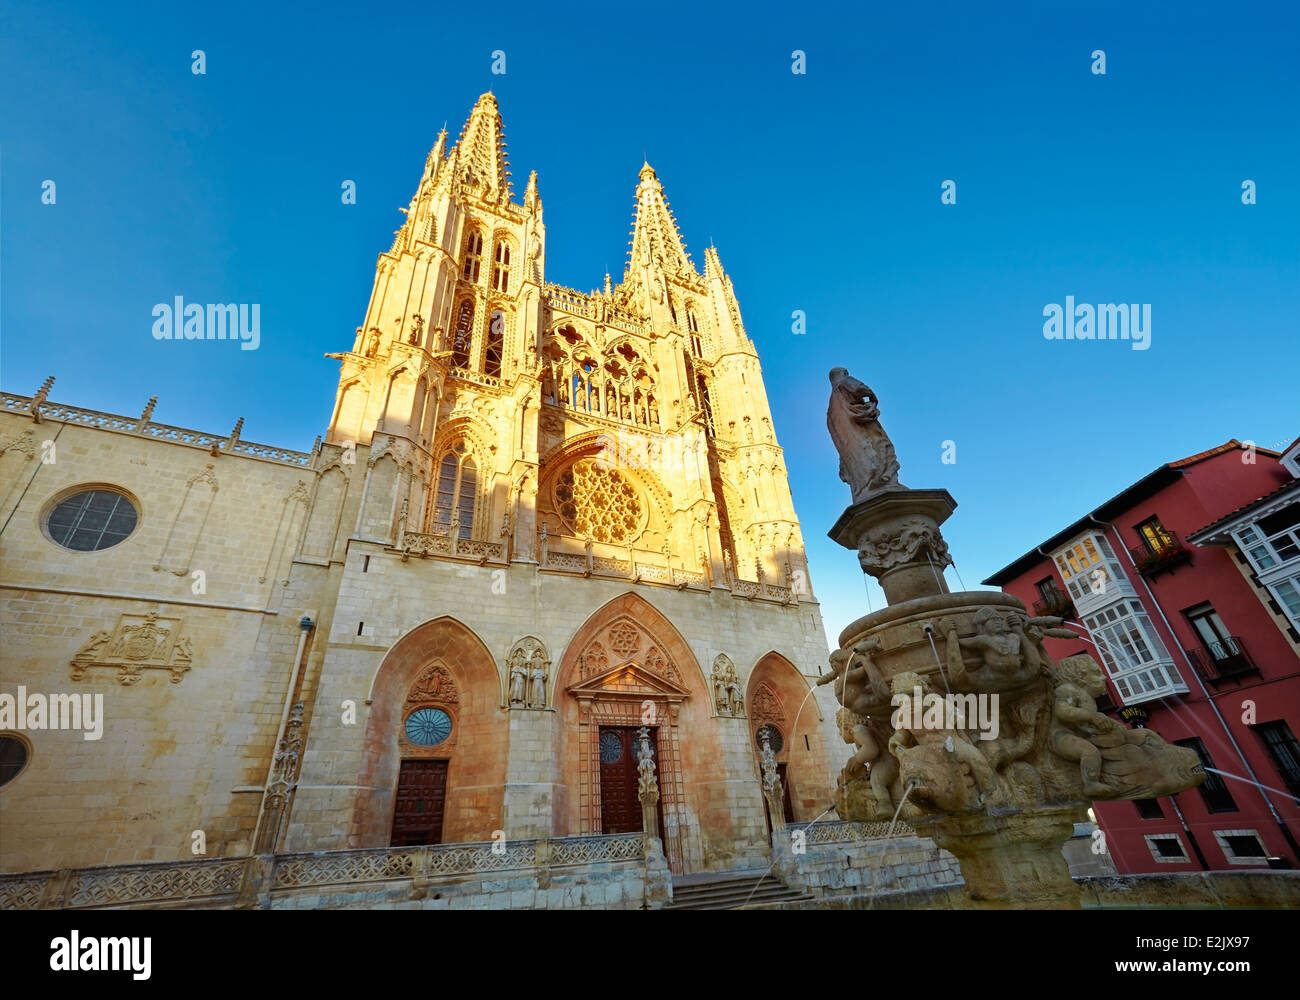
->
<box><xmin>553</xmin><ymin>459</ymin><xmax>643</xmax><ymax>544</ymax></box>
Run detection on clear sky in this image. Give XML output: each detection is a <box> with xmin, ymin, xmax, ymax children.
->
<box><xmin>2</xmin><ymin>1</ymin><xmax>1297</xmax><ymax>649</ymax></box>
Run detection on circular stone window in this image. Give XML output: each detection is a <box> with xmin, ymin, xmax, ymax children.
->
<box><xmin>755</xmin><ymin>725</ymin><xmax>784</xmax><ymax>755</ymax></box>
<box><xmin>553</xmin><ymin>458</ymin><xmax>643</xmax><ymax>544</ymax></box>
<box><xmin>0</xmin><ymin>734</ymin><xmax>31</xmax><ymax>788</ymax></box>
<box><xmin>404</xmin><ymin>708</ymin><xmax>452</xmax><ymax>746</ymax></box>
<box><xmin>599</xmin><ymin>730</ymin><xmax>623</xmax><ymax>764</ymax></box>
<box><xmin>44</xmin><ymin>488</ymin><xmax>138</xmax><ymax>551</ymax></box>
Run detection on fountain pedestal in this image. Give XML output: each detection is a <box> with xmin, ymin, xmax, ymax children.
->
<box><xmin>912</xmin><ymin>807</ymin><xmax>1085</xmax><ymax>909</ymax></box>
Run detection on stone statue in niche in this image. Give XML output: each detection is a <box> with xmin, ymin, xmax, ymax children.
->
<box><xmin>538</xmin><ymin>523</ymin><xmax>549</xmax><ymax>566</ymax></box>
<box><xmin>826</xmin><ymin>367</ymin><xmax>903</xmax><ymax>504</ymax></box>
<box><xmin>365</xmin><ymin>328</ymin><xmax>381</xmax><ymax>359</ymax></box>
<box><xmin>409</xmin><ymin>314</ymin><xmax>424</xmax><ymax>346</ymax></box>
<box><xmin>528</xmin><ymin>658</ymin><xmax>549</xmax><ymax>709</ymax></box>
<box><xmin>711</xmin><ymin>656</ymin><xmax>744</xmax><ymax>717</ymax></box>
<box><xmin>508</xmin><ymin>649</ymin><xmax>528</xmax><ymax>707</ymax></box>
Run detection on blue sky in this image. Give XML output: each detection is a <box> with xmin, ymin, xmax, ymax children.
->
<box><xmin>2</xmin><ymin>1</ymin><xmax>1297</xmax><ymax>647</ymax></box>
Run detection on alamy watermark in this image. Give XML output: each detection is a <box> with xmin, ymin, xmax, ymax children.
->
<box><xmin>890</xmin><ymin>686</ymin><xmax>1000</xmax><ymax>741</ymax></box>
<box><xmin>152</xmin><ymin>297</ymin><xmax>260</xmax><ymax>350</ymax></box>
<box><xmin>0</xmin><ymin>687</ymin><xmax>104</xmax><ymax>740</ymax></box>
<box><xmin>1043</xmin><ymin>297</ymin><xmax>1150</xmax><ymax>351</ymax></box>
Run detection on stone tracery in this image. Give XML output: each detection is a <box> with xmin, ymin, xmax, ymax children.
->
<box><xmin>553</xmin><ymin>458</ymin><xmax>644</xmax><ymax>544</ymax></box>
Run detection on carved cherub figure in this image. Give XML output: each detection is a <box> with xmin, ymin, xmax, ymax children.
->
<box><xmin>819</xmin><ymin>641</ymin><xmax>896</xmax><ymax>812</ymax></box>
<box><xmin>944</xmin><ymin>608</ymin><xmax>1040</xmax><ymax>691</ymax></box>
<box><xmin>1049</xmin><ymin>655</ymin><xmax>1114</xmax><ymax>796</ymax></box>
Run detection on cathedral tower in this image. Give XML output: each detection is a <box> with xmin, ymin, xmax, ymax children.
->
<box><xmin>323</xmin><ymin>93</ymin><xmax>811</xmax><ymax>594</ymax></box>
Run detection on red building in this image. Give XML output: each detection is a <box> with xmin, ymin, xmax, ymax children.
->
<box><xmin>982</xmin><ymin>439</ymin><xmax>1300</xmax><ymax>874</ymax></box>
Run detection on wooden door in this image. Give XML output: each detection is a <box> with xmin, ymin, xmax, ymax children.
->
<box><xmin>599</xmin><ymin>727</ymin><xmax>641</xmax><ymax>834</ymax></box>
<box><xmin>391</xmin><ymin>759</ymin><xmax>449</xmax><ymax>846</ymax></box>
<box><xmin>777</xmin><ymin>762</ymin><xmax>796</xmax><ymax>823</ymax></box>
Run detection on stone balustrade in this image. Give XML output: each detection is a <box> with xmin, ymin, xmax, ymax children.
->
<box><xmin>1</xmin><ymin>832</ymin><xmax>657</xmax><ymax>910</ymax></box>
<box><xmin>1</xmin><ymin>392</ymin><xmax>314</xmax><ymax>468</ymax></box>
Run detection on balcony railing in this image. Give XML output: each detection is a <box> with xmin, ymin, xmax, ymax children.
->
<box><xmin>1186</xmin><ymin>636</ymin><xmax>1260</xmax><ymax>685</ymax></box>
<box><xmin>1130</xmin><ymin>532</ymin><xmax>1193</xmax><ymax>578</ymax></box>
<box><xmin>1032</xmin><ymin>590</ymin><xmax>1076</xmax><ymax>619</ymax></box>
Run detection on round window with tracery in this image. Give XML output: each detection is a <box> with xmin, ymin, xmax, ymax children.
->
<box><xmin>553</xmin><ymin>458</ymin><xmax>643</xmax><ymax>544</ymax></box>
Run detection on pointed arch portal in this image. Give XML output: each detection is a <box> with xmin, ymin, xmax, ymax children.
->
<box><xmin>555</xmin><ymin>593</ymin><xmax>716</xmax><ymax>874</ymax></box>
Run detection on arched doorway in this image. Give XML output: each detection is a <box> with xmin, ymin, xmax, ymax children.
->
<box><xmin>554</xmin><ymin>593</ymin><xmax>719</xmax><ymax>874</ymax></box>
<box><xmin>746</xmin><ymin>652</ymin><xmax>834</xmax><ymax>824</ymax></box>
<box><xmin>349</xmin><ymin>616</ymin><xmax>505</xmax><ymax>847</ymax></box>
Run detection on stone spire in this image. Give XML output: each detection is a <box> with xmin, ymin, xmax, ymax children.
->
<box><xmin>703</xmin><ymin>244</ymin><xmax>750</xmax><ymax>351</ymax></box>
<box><xmin>452</xmin><ymin>92</ymin><xmax>511</xmax><ymax>203</ymax></box>
<box><xmin>628</xmin><ymin>162</ymin><xmax>693</xmax><ymax>276</ymax></box>
<box><xmin>421</xmin><ymin>127</ymin><xmax>448</xmax><ymax>189</ymax></box>
<box><xmin>524</xmin><ymin>169</ymin><xmax>541</xmax><ymax>216</ymax></box>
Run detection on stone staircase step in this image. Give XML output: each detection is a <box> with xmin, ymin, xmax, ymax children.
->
<box><xmin>666</xmin><ymin>872</ymin><xmax>815</xmax><ymax>910</ymax></box>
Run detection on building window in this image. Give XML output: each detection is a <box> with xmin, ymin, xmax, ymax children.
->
<box><xmin>451</xmin><ymin>300</ymin><xmax>474</xmax><ymax>368</ymax></box>
<box><xmin>1213</xmin><ymin>829</ymin><xmax>1270</xmax><ymax>865</ymax></box>
<box><xmin>462</xmin><ymin>231</ymin><xmax>483</xmax><ymax>281</ymax></box>
<box><xmin>1144</xmin><ymin>833</ymin><xmax>1188</xmax><ymax>862</ymax></box>
<box><xmin>1185</xmin><ymin>603</ymin><xmax>1230</xmax><ymax>649</ymax></box>
<box><xmin>1133</xmin><ymin>798</ymin><xmax>1164</xmax><ymax>820</ymax></box>
<box><xmin>1136</xmin><ymin>515</ymin><xmax>1177</xmax><ymax>555</ymax></box>
<box><xmin>755</xmin><ymin>725</ymin><xmax>784</xmax><ymax>754</ymax></box>
<box><xmin>0</xmin><ymin>734</ymin><xmax>31</xmax><ymax>788</ymax></box>
<box><xmin>1083</xmin><ymin>600</ymin><xmax>1180</xmax><ymax>701</ymax></box>
<box><xmin>484</xmin><ymin>309</ymin><xmax>505</xmax><ymax>378</ymax></box>
<box><xmin>491</xmin><ymin>241</ymin><xmax>511</xmax><ymax>292</ymax></box>
<box><xmin>1252</xmin><ymin>720</ymin><xmax>1300</xmax><ymax>797</ymax></box>
<box><xmin>697</xmin><ymin>376</ymin><xmax>716</xmax><ymax>437</ymax></box>
<box><xmin>553</xmin><ymin>458</ymin><xmax>643</xmax><ymax>544</ymax></box>
<box><xmin>404</xmin><ymin>708</ymin><xmax>452</xmax><ymax>747</ymax></box>
<box><xmin>1053</xmin><ymin>534</ymin><xmax>1125</xmax><ymax>602</ymax></box>
<box><xmin>1271</xmin><ymin>578</ymin><xmax>1300</xmax><ymax>626</ymax></box>
<box><xmin>44</xmin><ymin>488</ymin><xmax>139</xmax><ymax>551</ymax></box>
<box><xmin>430</xmin><ymin>446</ymin><xmax>477</xmax><ymax>540</ymax></box>
<box><xmin>1174</xmin><ymin>737</ymin><xmax>1237</xmax><ymax>813</ymax></box>
<box><xmin>1234</xmin><ymin>505</ymin><xmax>1300</xmax><ymax>571</ymax></box>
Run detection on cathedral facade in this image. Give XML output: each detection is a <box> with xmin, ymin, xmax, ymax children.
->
<box><xmin>0</xmin><ymin>94</ymin><xmax>839</xmax><ymax>882</ymax></box>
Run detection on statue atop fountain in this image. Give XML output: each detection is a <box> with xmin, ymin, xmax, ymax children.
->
<box><xmin>826</xmin><ymin>367</ymin><xmax>904</xmax><ymax>503</ymax></box>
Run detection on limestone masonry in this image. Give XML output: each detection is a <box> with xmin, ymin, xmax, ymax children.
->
<box><xmin>0</xmin><ymin>93</ymin><xmax>842</xmax><ymax>883</ymax></box>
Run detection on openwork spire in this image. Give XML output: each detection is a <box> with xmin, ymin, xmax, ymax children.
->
<box><xmin>628</xmin><ymin>162</ymin><xmax>693</xmax><ymax>276</ymax></box>
<box><xmin>452</xmin><ymin>92</ymin><xmax>512</xmax><ymax>202</ymax></box>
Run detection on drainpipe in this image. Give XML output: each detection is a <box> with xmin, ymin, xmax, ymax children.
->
<box><xmin>1089</xmin><ymin>514</ymin><xmax>1299</xmax><ymax>862</ymax></box>
<box><xmin>251</xmin><ymin>612</ymin><xmax>317</xmax><ymax>854</ymax></box>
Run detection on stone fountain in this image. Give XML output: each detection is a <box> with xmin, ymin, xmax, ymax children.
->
<box><xmin>822</xmin><ymin>367</ymin><xmax>1206</xmax><ymax>908</ymax></box>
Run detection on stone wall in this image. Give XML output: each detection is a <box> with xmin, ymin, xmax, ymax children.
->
<box><xmin>1</xmin><ymin>394</ymin><xmax>841</xmax><ymax>880</ymax></box>
<box><xmin>0</xmin><ymin>405</ymin><xmax>317</xmax><ymax>872</ymax></box>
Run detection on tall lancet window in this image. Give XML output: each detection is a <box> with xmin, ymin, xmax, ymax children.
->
<box><xmin>451</xmin><ymin>300</ymin><xmax>474</xmax><ymax>368</ymax></box>
<box><xmin>463</xmin><ymin>231</ymin><xmax>483</xmax><ymax>281</ymax></box>
<box><xmin>687</xmin><ymin>309</ymin><xmax>702</xmax><ymax>356</ymax></box>
<box><xmin>484</xmin><ymin>310</ymin><xmax>505</xmax><ymax>378</ymax></box>
<box><xmin>697</xmin><ymin>375</ymin><xmax>716</xmax><ymax>437</ymax></box>
<box><xmin>492</xmin><ymin>241</ymin><xmax>511</xmax><ymax>292</ymax></box>
<box><xmin>430</xmin><ymin>445</ymin><xmax>478</xmax><ymax>540</ymax></box>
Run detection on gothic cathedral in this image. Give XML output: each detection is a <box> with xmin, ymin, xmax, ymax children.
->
<box><xmin>0</xmin><ymin>94</ymin><xmax>838</xmax><ymax>885</ymax></box>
